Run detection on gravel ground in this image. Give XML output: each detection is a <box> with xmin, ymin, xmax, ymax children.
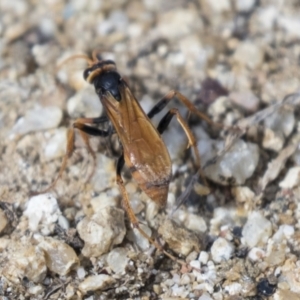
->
<box><xmin>1</xmin><ymin>0</ymin><xmax>300</xmax><ymax>299</ymax></box>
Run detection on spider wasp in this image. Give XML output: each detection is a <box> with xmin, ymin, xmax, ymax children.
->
<box><xmin>38</xmin><ymin>50</ymin><xmax>225</xmax><ymax>265</ymax></box>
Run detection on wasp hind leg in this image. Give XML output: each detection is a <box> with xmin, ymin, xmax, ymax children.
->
<box><xmin>34</xmin><ymin>117</ymin><xmax>109</xmax><ymax>194</ymax></box>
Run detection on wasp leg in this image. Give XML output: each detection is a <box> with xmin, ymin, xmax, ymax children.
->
<box><xmin>157</xmin><ymin>108</ymin><xmax>208</xmax><ymax>187</ymax></box>
<box><xmin>147</xmin><ymin>90</ymin><xmax>223</xmax><ymax>128</ymax></box>
<box><xmin>116</xmin><ymin>155</ymin><xmax>188</xmax><ymax>266</ymax></box>
<box><xmin>35</xmin><ymin>117</ymin><xmax>109</xmax><ymax>194</ymax></box>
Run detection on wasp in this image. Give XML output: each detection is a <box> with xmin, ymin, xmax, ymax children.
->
<box><xmin>39</xmin><ymin>51</ymin><xmax>224</xmax><ymax>264</ymax></box>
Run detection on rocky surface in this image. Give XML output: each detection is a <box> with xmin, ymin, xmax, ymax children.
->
<box><xmin>1</xmin><ymin>0</ymin><xmax>300</xmax><ymax>299</ymax></box>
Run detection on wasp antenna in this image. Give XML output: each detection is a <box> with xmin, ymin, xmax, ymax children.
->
<box><xmin>56</xmin><ymin>54</ymin><xmax>95</xmax><ymax>72</ymax></box>
<box><xmin>92</xmin><ymin>49</ymin><xmax>103</xmax><ymax>62</ymax></box>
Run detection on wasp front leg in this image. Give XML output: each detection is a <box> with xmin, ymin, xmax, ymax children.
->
<box><xmin>35</xmin><ymin>117</ymin><xmax>109</xmax><ymax>194</ymax></box>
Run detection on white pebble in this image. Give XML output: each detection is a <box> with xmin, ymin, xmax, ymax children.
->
<box><xmin>38</xmin><ymin>237</ymin><xmax>79</xmax><ymax>276</ymax></box>
<box><xmin>107</xmin><ymin>247</ymin><xmax>129</xmax><ymax>274</ymax></box>
<box><xmin>58</xmin><ymin>215</ymin><xmax>69</xmax><ymax>230</ymax></box>
<box><xmin>23</xmin><ymin>193</ymin><xmax>61</xmax><ymax>235</ymax></box>
<box><xmin>10</xmin><ymin>106</ymin><xmax>62</xmax><ymax>138</ymax></box>
<box><xmin>233</xmin><ymin>42</ymin><xmax>264</xmax><ymax>69</ymax></box>
<box><xmin>130</xmin><ymin>224</ymin><xmax>152</xmax><ymax>251</ymax></box>
<box><xmin>77</xmin><ymin>207</ymin><xmax>125</xmax><ymax>257</ymax></box>
<box><xmin>202</xmin><ymin>139</ymin><xmax>259</xmax><ymax>185</ymax></box>
<box><xmin>67</xmin><ymin>88</ymin><xmax>102</xmax><ymax>119</ymax></box>
<box><xmin>79</xmin><ymin>274</ymin><xmax>115</xmax><ymax>294</ymax></box>
<box><xmin>0</xmin><ymin>209</ymin><xmax>8</xmax><ymax>234</ymax></box>
<box><xmin>43</xmin><ymin>127</ymin><xmax>67</xmax><ymax>161</ymax></box>
<box><xmin>224</xmin><ymin>282</ymin><xmax>242</xmax><ymax>295</ymax></box>
<box><xmin>184</xmin><ymin>214</ymin><xmax>207</xmax><ymax>233</ymax></box>
<box><xmin>190</xmin><ymin>260</ymin><xmax>201</xmax><ymax>270</ymax></box>
<box><xmin>211</xmin><ymin>237</ymin><xmax>234</xmax><ymax>263</ymax></box>
<box><xmin>248</xmin><ymin>247</ymin><xmax>265</xmax><ymax>261</ymax></box>
<box><xmin>198</xmin><ymin>292</ymin><xmax>213</xmax><ymax>300</ymax></box>
<box><xmin>77</xmin><ymin>267</ymin><xmax>86</xmax><ymax>280</ymax></box>
<box><xmin>279</xmin><ymin>167</ymin><xmax>300</xmax><ymax>189</ymax></box>
<box><xmin>242</xmin><ymin>211</ymin><xmax>272</xmax><ymax>248</ymax></box>
<box><xmin>198</xmin><ymin>251</ymin><xmax>209</xmax><ymax>265</ymax></box>
<box><xmin>235</xmin><ymin>0</ymin><xmax>256</xmax><ymax>12</ymax></box>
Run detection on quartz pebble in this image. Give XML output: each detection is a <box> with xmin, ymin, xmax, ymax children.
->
<box><xmin>279</xmin><ymin>167</ymin><xmax>300</xmax><ymax>189</ymax></box>
<box><xmin>0</xmin><ymin>209</ymin><xmax>8</xmax><ymax>233</ymax></box>
<box><xmin>184</xmin><ymin>214</ymin><xmax>207</xmax><ymax>233</ymax></box>
<box><xmin>67</xmin><ymin>88</ymin><xmax>102</xmax><ymax>119</ymax></box>
<box><xmin>242</xmin><ymin>211</ymin><xmax>272</xmax><ymax>248</ymax></box>
<box><xmin>43</xmin><ymin>127</ymin><xmax>67</xmax><ymax>161</ymax></box>
<box><xmin>79</xmin><ymin>274</ymin><xmax>115</xmax><ymax>294</ymax></box>
<box><xmin>107</xmin><ymin>247</ymin><xmax>130</xmax><ymax>274</ymax></box>
<box><xmin>211</xmin><ymin>237</ymin><xmax>234</xmax><ymax>263</ymax></box>
<box><xmin>129</xmin><ymin>224</ymin><xmax>152</xmax><ymax>251</ymax></box>
<box><xmin>23</xmin><ymin>193</ymin><xmax>61</xmax><ymax>235</ymax></box>
<box><xmin>77</xmin><ymin>207</ymin><xmax>126</xmax><ymax>257</ymax></box>
<box><xmin>263</xmin><ymin>107</ymin><xmax>295</xmax><ymax>152</ymax></box>
<box><xmin>38</xmin><ymin>237</ymin><xmax>79</xmax><ymax>275</ymax></box>
<box><xmin>158</xmin><ymin>219</ymin><xmax>201</xmax><ymax>256</ymax></box>
<box><xmin>2</xmin><ymin>240</ymin><xmax>46</xmax><ymax>284</ymax></box>
<box><xmin>202</xmin><ymin>139</ymin><xmax>259</xmax><ymax>185</ymax></box>
<box><xmin>10</xmin><ymin>106</ymin><xmax>62</xmax><ymax>138</ymax></box>
<box><xmin>233</xmin><ymin>42</ymin><xmax>264</xmax><ymax>69</ymax></box>
<box><xmin>248</xmin><ymin>247</ymin><xmax>265</xmax><ymax>261</ymax></box>
<box><xmin>229</xmin><ymin>91</ymin><xmax>259</xmax><ymax>112</ymax></box>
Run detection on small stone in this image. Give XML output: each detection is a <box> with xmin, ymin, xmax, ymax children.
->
<box><xmin>158</xmin><ymin>219</ymin><xmax>201</xmax><ymax>256</ymax></box>
<box><xmin>184</xmin><ymin>214</ymin><xmax>207</xmax><ymax>233</ymax></box>
<box><xmin>38</xmin><ymin>237</ymin><xmax>79</xmax><ymax>275</ymax></box>
<box><xmin>10</xmin><ymin>106</ymin><xmax>63</xmax><ymax>138</ymax></box>
<box><xmin>248</xmin><ymin>247</ymin><xmax>265</xmax><ymax>261</ymax></box>
<box><xmin>265</xmin><ymin>240</ymin><xmax>286</xmax><ymax>266</ymax></box>
<box><xmin>263</xmin><ymin>107</ymin><xmax>295</xmax><ymax>151</ymax></box>
<box><xmin>202</xmin><ymin>0</ymin><xmax>231</xmax><ymax>13</ymax></box>
<box><xmin>190</xmin><ymin>260</ymin><xmax>201</xmax><ymax>270</ymax></box>
<box><xmin>242</xmin><ymin>211</ymin><xmax>272</xmax><ymax>248</ymax></box>
<box><xmin>129</xmin><ymin>224</ymin><xmax>152</xmax><ymax>251</ymax></box>
<box><xmin>67</xmin><ymin>88</ymin><xmax>102</xmax><ymax>119</ymax></box>
<box><xmin>107</xmin><ymin>247</ymin><xmax>130</xmax><ymax>274</ymax></box>
<box><xmin>202</xmin><ymin>139</ymin><xmax>259</xmax><ymax>185</ymax></box>
<box><xmin>229</xmin><ymin>91</ymin><xmax>260</xmax><ymax>112</ymax></box>
<box><xmin>235</xmin><ymin>0</ymin><xmax>256</xmax><ymax>12</ymax></box>
<box><xmin>199</xmin><ymin>292</ymin><xmax>214</xmax><ymax>300</ymax></box>
<box><xmin>28</xmin><ymin>284</ymin><xmax>43</xmax><ymax>296</ymax></box>
<box><xmin>279</xmin><ymin>167</ymin><xmax>300</xmax><ymax>189</ymax></box>
<box><xmin>156</xmin><ymin>9</ymin><xmax>203</xmax><ymax>40</ymax></box>
<box><xmin>199</xmin><ymin>251</ymin><xmax>209</xmax><ymax>265</ymax></box>
<box><xmin>272</xmin><ymin>225</ymin><xmax>295</xmax><ymax>242</ymax></box>
<box><xmin>257</xmin><ymin>6</ymin><xmax>278</xmax><ymax>30</ymax></box>
<box><xmin>211</xmin><ymin>237</ymin><xmax>234</xmax><ymax>263</ymax></box>
<box><xmin>79</xmin><ymin>274</ymin><xmax>115</xmax><ymax>294</ymax></box>
<box><xmin>231</xmin><ymin>186</ymin><xmax>255</xmax><ymax>203</ymax></box>
<box><xmin>23</xmin><ymin>193</ymin><xmax>61</xmax><ymax>235</ymax></box>
<box><xmin>278</xmin><ymin>16</ymin><xmax>300</xmax><ymax>39</ymax></box>
<box><xmin>0</xmin><ymin>238</ymin><xmax>10</xmax><ymax>251</ymax></box>
<box><xmin>0</xmin><ymin>209</ymin><xmax>8</xmax><ymax>233</ymax></box>
<box><xmin>224</xmin><ymin>282</ymin><xmax>242</xmax><ymax>295</ymax></box>
<box><xmin>43</xmin><ymin>127</ymin><xmax>67</xmax><ymax>162</ymax></box>
<box><xmin>90</xmin><ymin>193</ymin><xmax>119</xmax><ymax>212</ymax></box>
<box><xmin>262</xmin><ymin>128</ymin><xmax>284</xmax><ymax>152</ymax></box>
<box><xmin>2</xmin><ymin>240</ymin><xmax>46</xmax><ymax>284</ymax></box>
<box><xmin>77</xmin><ymin>266</ymin><xmax>86</xmax><ymax>280</ymax></box>
<box><xmin>233</xmin><ymin>42</ymin><xmax>264</xmax><ymax>69</ymax></box>
<box><xmin>77</xmin><ymin>206</ymin><xmax>126</xmax><ymax>257</ymax></box>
